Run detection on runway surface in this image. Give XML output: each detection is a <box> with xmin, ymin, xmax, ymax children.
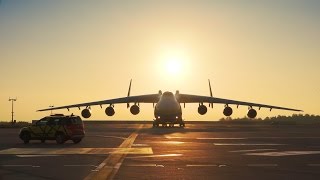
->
<box><xmin>1</xmin><ymin>122</ymin><xmax>320</xmax><ymax>179</ymax></box>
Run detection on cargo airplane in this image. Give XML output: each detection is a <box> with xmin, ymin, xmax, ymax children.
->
<box><xmin>38</xmin><ymin>80</ymin><xmax>302</xmax><ymax>127</ymax></box>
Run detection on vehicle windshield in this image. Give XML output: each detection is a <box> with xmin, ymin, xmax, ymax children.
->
<box><xmin>66</xmin><ymin>117</ymin><xmax>82</xmax><ymax>125</ymax></box>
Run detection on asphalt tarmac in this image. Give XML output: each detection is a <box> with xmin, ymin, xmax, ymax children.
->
<box><xmin>1</xmin><ymin>122</ymin><xmax>320</xmax><ymax>180</ymax></box>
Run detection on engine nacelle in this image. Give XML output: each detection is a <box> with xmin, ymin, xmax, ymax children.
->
<box><xmin>247</xmin><ymin>109</ymin><xmax>257</xmax><ymax>118</ymax></box>
<box><xmin>81</xmin><ymin>109</ymin><xmax>91</xmax><ymax>119</ymax></box>
<box><xmin>105</xmin><ymin>106</ymin><xmax>115</xmax><ymax>116</ymax></box>
<box><xmin>223</xmin><ymin>106</ymin><xmax>233</xmax><ymax>116</ymax></box>
<box><xmin>130</xmin><ymin>105</ymin><xmax>140</xmax><ymax>115</ymax></box>
<box><xmin>198</xmin><ymin>105</ymin><xmax>207</xmax><ymax>115</ymax></box>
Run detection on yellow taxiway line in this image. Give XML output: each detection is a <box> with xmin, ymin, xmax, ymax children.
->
<box><xmin>84</xmin><ymin>124</ymin><xmax>144</xmax><ymax>180</ymax></box>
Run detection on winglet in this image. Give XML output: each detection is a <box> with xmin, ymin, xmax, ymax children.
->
<box><xmin>208</xmin><ymin>79</ymin><xmax>213</xmax><ymax>108</ymax></box>
<box><xmin>208</xmin><ymin>79</ymin><xmax>213</xmax><ymax>97</ymax></box>
<box><xmin>127</xmin><ymin>79</ymin><xmax>132</xmax><ymax>108</ymax></box>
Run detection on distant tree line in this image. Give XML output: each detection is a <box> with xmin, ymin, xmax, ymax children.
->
<box><xmin>219</xmin><ymin>114</ymin><xmax>320</xmax><ymax>124</ymax></box>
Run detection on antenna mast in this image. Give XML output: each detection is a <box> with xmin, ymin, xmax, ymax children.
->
<box><xmin>8</xmin><ymin>97</ymin><xmax>17</xmax><ymax>124</ymax></box>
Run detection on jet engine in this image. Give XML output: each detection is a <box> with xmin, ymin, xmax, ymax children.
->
<box><xmin>130</xmin><ymin>104</ymin><xmax>140</xmax><ymax>115</ymax></box>
<box><xmin>223</xmin><ymin>106</ymin><xmax>233</xmax><ymax>116</ymax></box>
<box><xmin>198</xmin><ymin>105</ymin><xmax>207</xmax><ymax>115</ymax></box>
<box><xmin>247</xmin><ymin>109</ymin><xmax>257</xmax><ymax>118</ymax></box>
<box><xmin>105</xmin><ymin>106</ymin><xmax>115</xmax><ymax>116</ymax></box>
<box><xmin>81</xmin><ymin>109</ymin><xmax>91</xmax><ymax>119</ymax></box>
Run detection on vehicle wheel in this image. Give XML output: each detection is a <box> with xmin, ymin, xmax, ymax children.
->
<box><xmin>41</xmin><ymin>139</ymin><xmax>46</xmax><ymax>143</ymax></box>
<box><xmin>55</xmin><ymin>133</ymin><xmax>65</xmax><ymax>144</ymax></box>
<box><xmin>21</xmin><ymin>132</ymin><xmax>30</xmax><ymax>144</ymax></box>
<box><xmin>72</xmin><ymin>138</ymin><xmax>82</xmax><ymax>144</ymax></box>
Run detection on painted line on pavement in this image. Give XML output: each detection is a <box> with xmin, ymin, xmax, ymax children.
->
<box><xmin>1</xmin><ymin>165</ymin><xmax>40</xmax><ymax>168</ymax></box>
<box><xmin>186</xmin><ymin>164</ymin><xmax>218</xmax><ymax>167</ymax></box>
<box><xmin>125</xmin><ymin>163</ymin><xmax>156</xmax><ymax>167</ymax></box>
<box><xmin>229</xmin><ymin>149</ymin><xmax>277</xmax><ymax>153</ymax></box>
<box><xmin>214</xmin><ymin>143</ymin><xmax>286</xmax><ymax>146</ymax></box>
<box><xmin>86</xmin><ymin>135</ymin><xmax>127</xmax><ymax>140</ymax></box>
<box><xmin>126</xmin><ymin>153</ymin><xmax>182</xmax><ymax>159</ymax></box>
<box><xmin>247</xmin><ymin>164</ymin><xmax>278</xmax><ymax>167</ymax></box>
<box><xmin>64</xmin><ymin>164</ymin><xmax>98</xmax><ymax>168</ymax></box>
<box><xmin>0</xmin><ymin>148</ymin><xmax>152</xmax><ymax>155</ymax></box>
<box><xmin>84</xmin><ymin>124</ymin><xmax>144</xmax><ymax>180</ymax></box>
<box><xmin>16</xmin><ymin>155</ymin><xmax>61</xmax><ymax>158</ymax></box>
<box><xmin>197</xmin><ymin>138</ymin><xmax>247</xmax><ymax>140</ymax></box>
<box><xmin>245</xmin><ymin>151</ymin><xmax>320</xmax><ymax>157</ymax></box>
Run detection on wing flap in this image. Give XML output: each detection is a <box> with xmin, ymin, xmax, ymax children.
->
<box><xmin>37</xmin><ymin>94</ymin><xmax>159</xmax><ymax>112</ymax></box>
<box><xmin>178</xmin><ymin>94</ymin><xmax>302</xmax><ymax>112</ymax></box>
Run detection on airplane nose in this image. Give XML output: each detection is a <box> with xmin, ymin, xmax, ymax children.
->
<box><xmin>157</xmin><ymin>102</ymin><xmax>180</xmax><ymax>115</ymax></box>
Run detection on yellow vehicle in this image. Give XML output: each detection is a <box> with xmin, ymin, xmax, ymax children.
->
<box><xmin>19</xmin><ymin>114</ymin><xmax>85</xmax><ymax>144</ymax></box>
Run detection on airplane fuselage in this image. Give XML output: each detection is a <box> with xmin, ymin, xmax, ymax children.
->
<box><xmin>153</xmin><ymin>91</ymin><xmax>183</xmax><ymax>126</ymax></box>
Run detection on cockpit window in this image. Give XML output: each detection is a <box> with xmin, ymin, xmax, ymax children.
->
<box><xmin>163</xmin><ymin>91</ymin><xmax>174</xmax><ymax>97</ymax></box>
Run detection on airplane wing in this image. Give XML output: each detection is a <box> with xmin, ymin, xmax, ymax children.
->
<box><xmin>37</xmin><ymin>94</ymin><xmax>160</xmax><ymax>111</ymax></box>
<box><xmin>177</xmin><ymin>94</ymin><xmax>302</xmax><ymax>112</ymax></box>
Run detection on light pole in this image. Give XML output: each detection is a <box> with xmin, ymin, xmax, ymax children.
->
<box><xmin>8</xmin><ymin>98</ymin><xmax>17</xmax><ymax>124</ymax></box>
<box><xmin>49</xmin><ymin>105</ymin><xmax>54</xmax><ymax>115</ymax></box>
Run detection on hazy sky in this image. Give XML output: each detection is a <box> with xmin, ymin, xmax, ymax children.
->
<box><xmin>0</xmin><ymin>0</ymin><xmax>319</xmax><ymax>121</ymax></box>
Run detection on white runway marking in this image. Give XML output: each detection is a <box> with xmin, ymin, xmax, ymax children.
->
<box><xmin>2</xmin><ymin>165</ymin><xmax>32</xmax><ymax>167</ymax></box>
<box><xmin>132</xmin><ymin>144</ymin><xmax>149</xmax><ymax>147</ymax></box>
<box><xmin>91</xmin><ymin>163</ymin><xmax>106</xmax><ymax>172</ymax></box>
<box><xmin>2</xmin><ymin>165</ymin><xmax>40</xmax><ymax>168</ymax></box>
<box><xmin>126</xmin><ymin>164</ymin><xmax>165</xmax><ymax>167</ymax></box>
<box><xmin>64</xmin><ymin>164</ymin><xmax>98</xmax><ymax>168</ymax></box>
<box><xmin>247</xmin><ymin>164</ymin><xmax>278</xmax><ymax>167</ymax></box>
<box><xmin>126</xmin><ymin>163</ymin><xmax>157</xmax><ymax>167</ymax></box>
<box><xmin>162</xmin><ymin>141</ymin><xmax>185</xmax><ymax>145</ymax></box>
<box><xmin>127</xmin><ymin>153</ymin><xmax>182</xmax><ymax>159</ymax></box>
<box><xmin>245</xmin><ymin>151</ymin><xmax>320</xmax><ymax>157</ymax></box>
<box><xmin>230</xmin><ymin>149</ymin><xmax>277</xmax><ymax>153</ymax></box>
<box><xmin>252</xmin><ymin>137</ymin><xmax>320</xmax><ymax>139</ymax></box>
<box><xmin>114</xmin><ymin>163</ymin><xmax>122</xmax><ymax>169</ymax></box>
<box><xmin>197</xmin><ymin>138</ymin><xmax>247</xmax><ymax>140</ymax></box>
<box><xmin>214</xmin><ymin>143</ymin><xmax>285</xmax><ymax>146</ymax></box>
<box><xmin>16</xmin><ymin>155</ymin><xmax>61</xmax><ymax>158</ymax></box>
<box><xmin>164</xmin><ymin>136</ymin><xmax>187</xmax><ymax>139</ymax></box>
<box><xmin>0</xmin><ymin>148</ymin><xmax>153</xmax><ymax>155</ymax></box>
<box><xmin>186</xmin><ymin>164</ymin><xmax>218</xmax><ymax>167</ymax></box>
<box><xmin>186</xmin><ymin>137</ymin><xmax>320</xmax><ymax>140</ymax></box>
<box><xmin>87</xmin><ymin>135</ymin><xmax>127</xmax><ymax>140</ymax></box>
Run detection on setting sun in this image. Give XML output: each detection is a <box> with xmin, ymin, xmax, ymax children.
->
<box><xmin>166</xmin><ymin>59</ymin><xmax>181</xmax><ymax>74</ymax></box>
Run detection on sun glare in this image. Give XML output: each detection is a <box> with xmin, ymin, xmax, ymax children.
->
<box><xmin>166</xmin><ymin>58</ymin><xmax>181</xmax><ymax>74</ymax></box>
<box><xmin>156</xmin><ymin>45</ymin><xmax>191</xmax><ymax>78</ymax></box>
